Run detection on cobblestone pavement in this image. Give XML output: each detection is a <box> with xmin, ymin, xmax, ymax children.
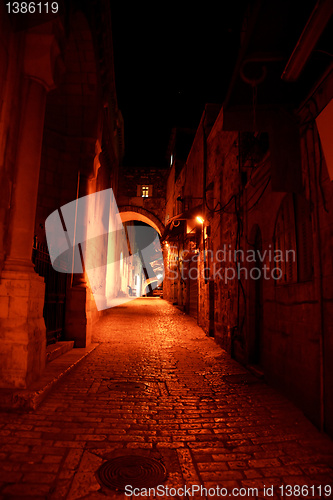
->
<box><xmin>0</xmin><ymin>298</ymin><xmax>332</xmax><ymax>499</ymax></box>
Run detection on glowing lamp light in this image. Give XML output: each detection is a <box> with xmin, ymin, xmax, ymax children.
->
<box><xmin>196</xmin><ymin>216</ymin><xmax>204</xmax><ymax>224</ymax></box>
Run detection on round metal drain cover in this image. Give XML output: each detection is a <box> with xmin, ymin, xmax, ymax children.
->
<box><xmin>107</xmin><ymin>381</ymin><xmax>147</xmax><ymax>393</ymax></box>
<box><xmin>96</xmin><ymin>455</ymin><xmax>168</xmax><ymax>491</ymax></box>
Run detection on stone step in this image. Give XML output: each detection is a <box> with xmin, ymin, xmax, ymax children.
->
<box><xmin>247</xmin><ymin>363</ymin><xmax>265</xmax><ymax>379</ymax></box>
<box><xmin>0</xmin><ymin>343</ymin><xmax>98</xmax><ymax>411</ymax></box>
<box><xmin>46</xmin><ymin>340</ymin><xmax>75</xmax><ymax>363</ymax></box>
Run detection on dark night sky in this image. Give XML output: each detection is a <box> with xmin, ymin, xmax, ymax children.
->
<box><xmin>110</xmin><ymin>3</ymin><xmax>248</xmax><ymax>168</ymax></box>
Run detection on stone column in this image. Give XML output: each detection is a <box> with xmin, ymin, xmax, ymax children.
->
<box><xmin>64</xmin><ymin>173</ymin><xmax>92</xmax><ymax>348</ymax></box>
<box><xmin>64</xmin><ymin>134</ymin><xmax>103</xmax><ymax>345</ymax></box>
<box><xmin>64</xmin><ymin>138</ymin><xmax>105</xmax><ymax>347</ymax></box>
<box><xmin>0</xmin><ymin>30</ymin><xmax>62</xmax><ymax>388</ymax></box>
<box><xmin>4</xmin><ymin>78</ymin><xmax>47</xmax><ymax>271</ymax></box>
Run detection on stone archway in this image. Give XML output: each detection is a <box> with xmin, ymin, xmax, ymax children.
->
<box><xmin>117</xmin><ymin>205</ymin><xmax>165</xmax><ymax>298</ymax></box>
<box><xmin>33</xmin><ymin>10</ymin><xmax>102</xmax><ymax>348</ymax></box>
<box><xmin>34</xmin><ymin>8</ymin><xmax>121</xmax><ymax>349</ymax></box>
<box><xmin>118</xmin><ymin>205</ymin><xmax>165</xmax><ymax>236</ymax></box>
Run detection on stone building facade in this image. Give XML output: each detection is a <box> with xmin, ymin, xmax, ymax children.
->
<box><xmin>163</xmin><ymin>2</ymin><xmax>333</xmax><ymax>436</ymax></box>
<box><xmin>0</xmin><ymin>1</ymin><xmax>124</xmax><ymax>388</ymax></box>
<box><xmin>117</xmin><ymin>167</ymin><xmax>168</xmax><ymax>235</ymax></box>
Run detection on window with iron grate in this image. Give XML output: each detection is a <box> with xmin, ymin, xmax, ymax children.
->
<box><xmin>274</xmin><ymin>194</ymin><xmax>313</xmax><ymax>284</ymax></box>
<box><xmin>137</xmin><ymin>185</ymin><xmax>153</xmax><ymax>198</ymax></box>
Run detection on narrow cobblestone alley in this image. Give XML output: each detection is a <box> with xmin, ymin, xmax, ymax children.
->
<box><xmin>0</xmin><ymin>299</ymin><xmax>332</xmax><ymax>499</ymax></box>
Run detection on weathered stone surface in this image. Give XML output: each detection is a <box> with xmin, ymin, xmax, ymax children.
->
<box><xmin>0</xmin><ymin>299</ymin><xmax>331</xmax><ymax>498</ymax></box>
<box><xmin>0</xmin><ymin>272</ymin><xmax>46</xmax><ymax>389</ymax></box>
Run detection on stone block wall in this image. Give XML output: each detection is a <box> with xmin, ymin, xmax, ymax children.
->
<box><xmin>117</xmin><ymin>168</ymin><xmax>168</xmax><ymax>228</ymax></box>
<box><xmin>163</xmin><ymin>83</ymin><xmax>333</xmax><ymax>435</ymax></box>
<box><xmin>203</xmin><ymin>125</ymin><xmax>240</xmax><ymax>351</ymax></box>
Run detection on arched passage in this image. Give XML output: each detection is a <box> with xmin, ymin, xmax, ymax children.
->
<box><xmin>117</xmin><ymin>206</ymin><xmax>165</xmax><ymax>299</ymax></box>
<box><xmin>34</xmin><ymin>10</ymin><xmax>103</xmax><ymax>346</ymax></box>
<box><xmin>118</xmin><ymin>205</ymin><xmax>165</xmax><ymax>236</ymax></box>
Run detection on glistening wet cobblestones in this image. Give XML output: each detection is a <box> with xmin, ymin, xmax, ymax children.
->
<box><xmin>0</xmin><ymin>298</ymin><xmax>332</xmax><ymax>499</ymax></box>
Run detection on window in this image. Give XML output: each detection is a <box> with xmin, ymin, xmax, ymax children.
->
<box><xmin>274</xmin><ymin>194</ymin><xmax>313</xmax><ymax>284</ymax></box>
<box><xmin>137</xmin><ymin>185</ymin><xmax>153</xmax><ymax>198</ymax></box>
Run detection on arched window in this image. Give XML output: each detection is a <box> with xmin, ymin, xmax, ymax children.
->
<box><xmin>274</xmin><ymin>194</ymin><xmax>313</xmax><ymax>284</ymax></box>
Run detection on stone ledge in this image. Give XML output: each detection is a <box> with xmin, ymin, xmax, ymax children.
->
<box><xmin>46</xmin><ymin>340</ymin><xmax>75</xmax><ymax>363</ymax></box>
<box><xmin>247</xmin><ymin>364</ymin><xmax>265</xmax><ymax>379</ymax></box>
<box><xmin>0</xmin><ymin>343</ymin><xmax>98</xmax><ymax>411</ymax></box>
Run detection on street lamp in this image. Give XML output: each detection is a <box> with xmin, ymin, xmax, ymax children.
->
<box><xmin>196</xmin><ymin>215</ymin><xmax>210</xmax><ymax>283</ymax></box>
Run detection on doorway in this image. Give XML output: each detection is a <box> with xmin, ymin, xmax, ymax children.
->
<box><xmin>188</xmin><ymin>258</ymin><xmax>198</xmax><ymax>319</ymax></box>
<box><xmin>32</xmin><ymin>237</ymin><xmax>68</xmax><ymax>345</ymax></box>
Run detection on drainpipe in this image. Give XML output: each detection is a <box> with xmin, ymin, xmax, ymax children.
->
<box><xmin>202</xmin><ymin>110</ymin><xmax>208</xmax><ymax>284</ymax></box>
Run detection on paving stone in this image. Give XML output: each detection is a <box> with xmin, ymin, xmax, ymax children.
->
<box><xmin>43</xmin><ymin>454</ymin><xmax>64</xmax><ymax>464</ymax></box>
<box><xmin>2</xmin><ymin>482</ymin><xmax>51</xmax><ymax>496</ymax></box>
<box><xmin>49</xmin><ymin>478</ymin><xmax>73</xmax><ymax>499</ymax></box>
<box><xmin>67</xmin><ymin>470</ymin><xmax>101</xmax><ymax>499</ymax></box>
<box><xmin>22</xmin><ymin>471</ymin><xmax>57</xmax><ymax>483</ymax></box>
<box><xmin>62</xmin><ymin>448</ymin><xmax>84</xmax><ymax>470</ymax></box>
<box><xmin>0</xmin><ymin>470</ymin><xmax>22</xmax><ymax>482</ymax></box>
<box><xmin>0</xmin><ymin>299</ymin><xmax>332</xmax><ymax>498</ymax></box>
<box><xmin>197</xmin><ymin>461</ymin><xmax>229</xmax><ymax>471</ymax></box>
<box><xmin>20</xmin><ymin>462</ymin><xmax>61</xmax><ymax>473</ymax></box>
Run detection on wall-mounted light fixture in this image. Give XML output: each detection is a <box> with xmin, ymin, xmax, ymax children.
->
<box><xmin>195</xmin><ymin>215</ymin><xmax>210</xmax><ymax>283</ymax></box>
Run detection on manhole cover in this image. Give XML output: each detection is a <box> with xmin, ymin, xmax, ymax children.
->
<box><xmin>107</xmin><ymin>381</ymin><xmax>147</xmax><ymax>393</ymax></box>
<box><xmin>96</xmin><ymin>455</ymin><xmax>168</xmax><ymax>491</ymax></box>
